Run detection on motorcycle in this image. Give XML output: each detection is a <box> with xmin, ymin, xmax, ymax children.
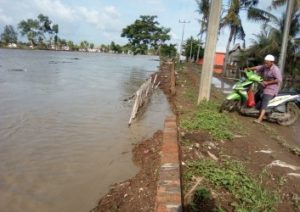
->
<box><xmin>219</xmin><ymin>70</ymin><xmax>299</xmax><ymax>126</ymax></box>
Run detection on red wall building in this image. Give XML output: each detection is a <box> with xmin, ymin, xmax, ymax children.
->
<box><xmin>197</xmin><ymin>52</ymin><xmax>225</xmax><ymax>74</ymax></box>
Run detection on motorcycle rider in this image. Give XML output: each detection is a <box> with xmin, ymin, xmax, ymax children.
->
<box><xmin>248</xmin><ymin>54</ymin><xmax>282</xmax><ymax>124</ymax></box>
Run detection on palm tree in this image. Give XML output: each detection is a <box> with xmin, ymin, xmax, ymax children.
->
<box><xmin>271</xmin><ymin>0</ymin><xmax>300</xmax><ymax>10</ymax></box>
<box><xmin>221</xmin><ymin>0</ymin><xmax>262</xmax><ymax>77</ymax></box>
<box><xmin>195</xmin><ymin>0</ymin><xmax>209</xmax><ymax>40</ymax></box>
<box><xmin>271</xmin><ymin>0</ymin><xmax>300</xmax><ymax>76</ymax></box>
<box><xmin>195</xmin><ymin>0</ymin><xmax>210</xmax><ymax>60</ymax></box>
<box><xmin>246</xmin><ymin>11</ymin><xmax>300</xmax><ymax>84</ymax></box>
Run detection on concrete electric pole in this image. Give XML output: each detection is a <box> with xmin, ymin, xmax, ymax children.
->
<box><xmin>189</xmin><ymin>39</ymin><xmax>193</xmax><ymax>61</ymax></box>
<box><xmin>279</xmin><ymin>0</ymin><xmax>295</xmax><ymax>76</ymax></box>
<box><xmin>197</xmin><ymin>0</ymin><xmax>222</xmax><ymax>104</ymax></box>
<box><xmin>179</xmin><ymin>20</ymin><xmax>190</xmax><ymax>57</ymax></box>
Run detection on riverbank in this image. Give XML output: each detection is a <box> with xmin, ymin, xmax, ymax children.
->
<box><xmin>177</xmin><ymin>63</ymin><xmax>300</xmax><ymax>211</ymax></box>
<box><xmin>92</xmin><ymin>61</ymin><xmax>300</xmax><ymax>211</ymax></box>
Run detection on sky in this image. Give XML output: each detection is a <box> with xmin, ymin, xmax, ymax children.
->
<box><xmin>0</xmin><ymin>0</ymin><xmax>285</xmax><ymax>52</ymax></box>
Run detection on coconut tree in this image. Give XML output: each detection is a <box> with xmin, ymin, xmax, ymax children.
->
<box><xmin>195</xmin><ymin>0</ymin><xmax>210</xmax><ymax>60</ymax></box>
<box><xmin>221</xmin><ymin>0</ymin><xmax>263</xmax><ymax>77</ymax></box>
<box><xmin>271</xmin><ymin>0</ymin><xmax>300</xmax><ymax>10</ymax></box>
<box><xmin>270</xmin><ymin>0</ymin><xmax>300</xmax><ymax>76</ymax></box>
<box><xmin>246</xmin><ymin>11</ymin><xmax>300</xmax><ymax>85</ymax></box>
<box><xmin>195</xmin><ymin>0</ymin><xmax>209</xmax><ymax>41</ymax></box>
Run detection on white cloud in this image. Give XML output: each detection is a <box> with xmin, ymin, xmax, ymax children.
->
<box><xmin>128</xmin><ymin>0</ymin><xmax>161</xmax><ymax>5</ymax></box>
<box><xmin>32</xmin><ymin>0</ymin><xmax>75</xmax><ymax>21</ymax></box>
<box><xmin>0</xmin><ymin>9</ymin><xmax>13</xmax><ymax>24</ymax></box>
<box><xmin>76</xmin><ymin>5</ymin><xmax>121</xmax><ymax>32</ymax></box>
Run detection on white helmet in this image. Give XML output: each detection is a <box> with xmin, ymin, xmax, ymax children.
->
<box><xmin>264</xmin><ymin>54</ymin><xmax>275</xmax><ymax>61</ymax></box>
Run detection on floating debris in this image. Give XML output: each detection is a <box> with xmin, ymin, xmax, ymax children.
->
<box><xmin>7</xmin><ymin>68</ymin><xmax>27</xmax><ymax>72</ymax></box>
<box><xmin>49</xmin><ymin>61</ymin><xmax>72</xmax><ymax>64</ymax></box>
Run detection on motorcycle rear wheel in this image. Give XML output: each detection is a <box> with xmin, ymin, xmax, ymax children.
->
<box><xmin>219</xmin><ymin>100</ymin><xmax>239</xmax><ymax>113</ymax></box>
<box><xmin>277</xmin><ymin>102</ymin><xmax>299</xmax><ymax>126</ymax></box>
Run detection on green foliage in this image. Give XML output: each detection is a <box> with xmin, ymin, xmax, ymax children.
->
<box><xmin>246</xmin><ymin>11</ymin><xmax>300</xmax><ymax>78</ymax></box>
<box><xmin>80</xmin><ymin>40</ymin><xmax>89</xmax><ymax>50</ymax></box>
<box><xmin>183</xmin><ymin>36</ymin><xmax>204</xmax><ymax>61</ymax></box>
<box><xmin>67</xmin><ymin>41</ymin><xmax>78</xmax><ymax>51</ymax></box>
<box><xmin>185</xmin><ymin>89</ymin><xmax>197</xmax><ymax>102</ymax></box>
<box><xmin>189</xmin><ymin>187</ymin><xmax>213</xmax><ymax>212</ymax></box>
<box><xmin>160</xmin><ymin>43</ymin><xmax>177</xmax><ymax>59</ymax></box>
<box><xmin>18</xmin><ymin>14</ymin><xmax>59</xmax><ymax>47</ymax></box>
<box><xmin>89</xmin><ymin>43</ymin><xmax>94</xmax><ymax>49</ymax></box>
<box><xmin>180</xmin><ymin>101</ymin><xmax>241</xmax><ymax>140</ymax></box>
<box><xmin>195</xmin><ymin>0</ymin><xmax>210</xmax><ymax>36</ymax></box>
<box><xmin>110</xmin><ymin>41</ymin><xmax>122</xmax><ymax>53</ymax></box>
<box><xmin>18</xmin><ymin>18</ymin><xmax>40</xmax><ymax>46</ymax></box>
<box><xmin>1</xmin><ymin>25</ymin><xmax>18</xmax><ymax>45</ymax></box>
<box><xmin>221</xmin><ymin>0</ymin><xmax>264</xmax><ymax>76</ymax></box>
<box><xmin>121</xmin><ymin>15</ymin><xmax>171</xmax><ymax>55</ymax></box>
<box><xmin>194</xmin><ymin>187</ymin><xmax>211</xmax><ymax>201</ymax></box>
<box><xmin>186</xmin><ymin>159</ymin><xmax>279</xmax><ymax>211</ymax></box>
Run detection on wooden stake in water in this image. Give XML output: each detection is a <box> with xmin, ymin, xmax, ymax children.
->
<box><xmin>128</xmin><ymin>77</ymin><xmax>156</xmax><ymax>126</ymax></box>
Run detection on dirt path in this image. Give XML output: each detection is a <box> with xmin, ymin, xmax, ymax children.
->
<box><xmin>179</xmin><ymin>63</ymin><xmax>300</xmax><ymax>211</ymax></box>
<box><xmin>188</xmin><ymin>63</ymin><xmax>300</xmax><ymax>147</ymax></box>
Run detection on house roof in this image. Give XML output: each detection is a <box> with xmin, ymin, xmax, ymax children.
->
<box><xmin>229</xmin><ymin>43</ymin><xmax>241</xmax><ymax>54</ymax></box>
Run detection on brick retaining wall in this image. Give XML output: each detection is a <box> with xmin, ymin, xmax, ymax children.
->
<box><xmin>155</xmin><ymin>115</ymin><xmax>182</xmax><ymax>212</ymax></box>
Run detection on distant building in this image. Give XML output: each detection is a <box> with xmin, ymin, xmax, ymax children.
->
<box><xmin>227</xmin><ymin>44</ymin><xmax>243</xmax><ymax>73</ymax></box>
<box><xmin>8</xmin><ymin>43</ymin><xmax>17</xmax><ymax>48</ymax></box>
<box><xmin>61</xmin><ymin>45</ymin><xmax>70</xmax><ymax>51</ymax></box>
<box><xmin>179</xmin><ymin>55</ymin><xmax>186</xmax><ymax>62</ymax></box>
<box><xmin>197</xmin><ymin>52</ymin><xmax>225</xmax><ymax>74</ymax></box>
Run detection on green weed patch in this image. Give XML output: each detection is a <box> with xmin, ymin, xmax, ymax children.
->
<box><xmin>180</xmin><ymin>101</ymin><xmax>241</xmax><ymax>140</ymax></box>
<box><xmin>185</xmin><ymin>158</ymin><xmax>279</xmax><ymax>211</ymax></box>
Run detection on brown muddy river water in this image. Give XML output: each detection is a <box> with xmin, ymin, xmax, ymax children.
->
<box><xmin>0</xmin><ymin>49</ymin><xmax>172</xmax><ymax>211</ymax></box>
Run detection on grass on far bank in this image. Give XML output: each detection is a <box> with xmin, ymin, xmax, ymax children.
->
<box><xmin>180</xmin><ymin>100</ymin><xmax>243</xmax><ymax>141</ymax></box>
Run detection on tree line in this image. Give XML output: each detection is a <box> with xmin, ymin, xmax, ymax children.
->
<box><xmin>0</xmin><ymin>14</ymin><xmax>181</xmax><ymax>58</ymax></box>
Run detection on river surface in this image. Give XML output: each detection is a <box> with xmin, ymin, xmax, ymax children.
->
<box><xmin>0</xmin><ymin>49</ymin><xmax>172</xmax><ymax>212</ymax></box>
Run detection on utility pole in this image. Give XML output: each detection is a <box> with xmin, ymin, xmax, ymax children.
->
<box><xmin>189</xmin><ymin>38</ymin><xmax>193</xmax><ymax>61</ymax></box>
<box><xmin>197</xmin><ymin>0</ymin><xmax>222</xmax><ymax>103</ymax></box>
<box><xmin>279</xmin><ymin>0</ymin><xmax>294</xmax><ymax>76</ymax></box>
<box><xmin>179</xmin><ymin>20</ymin><xmax>190</xmax><ymax>57</ymax></box>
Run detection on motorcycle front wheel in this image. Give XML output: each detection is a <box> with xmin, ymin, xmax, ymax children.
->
<box><xmin>219</xmin><ymin>100</ymin><xmax>239</xmax><ymax>113</ymax></box>
<box><xmin>277</xmin><ymin>102</ymin><xmax>299</xmax><ymax>126</ymax></box>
